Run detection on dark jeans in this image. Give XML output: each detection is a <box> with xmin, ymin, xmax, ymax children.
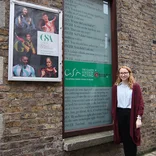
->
<box><xmin>117</xmin><ymin>108</ymin><xmax>137</xmax><ymax>156</ymax></box>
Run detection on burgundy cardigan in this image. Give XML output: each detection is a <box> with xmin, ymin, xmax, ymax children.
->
<box><xmin>111</xmin><ymin>83</ymin><xmax>144</xmax><ymax>146</ymax></box>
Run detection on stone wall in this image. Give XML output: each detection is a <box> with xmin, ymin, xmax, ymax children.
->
<box><xmin>0</xmin><ymin>0</ymin><xmax>63</xmax><ymax>156</ymax></box>
<box><xmin>0</xmin><ymin>0</ymin><xmax>155</xmax><ymax>156</ymax></box>
<box><xmin>117</xmin><ymin>0</ymin><xmax>156</xmax><ymax>153</ymax></box>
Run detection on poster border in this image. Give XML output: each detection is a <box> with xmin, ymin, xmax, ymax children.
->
<box><xmin>8</xmin><ymin>0</ymin><xmax>62</xmax><ymax>82</ymax></box>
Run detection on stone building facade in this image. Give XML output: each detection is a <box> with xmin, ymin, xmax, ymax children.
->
<box><xmin>0</xmin><ymin>0</ymin><xmax>156</xmax><ymax>156</ymax></box>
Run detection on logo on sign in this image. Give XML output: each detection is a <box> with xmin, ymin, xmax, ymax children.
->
<box><xmin>40</xmin><ymin>34</ymin><xmax>53</xmax><ymax>42</ymax></box>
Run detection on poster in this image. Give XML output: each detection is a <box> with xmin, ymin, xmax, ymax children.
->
<box><xmin>8</xmin><ymin>0</ymin><xmax>62</xmax><ymax>82</ymax></box>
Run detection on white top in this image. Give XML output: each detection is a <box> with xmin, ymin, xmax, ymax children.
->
<box><xmin>117</xmin><ymin>82</ymin><xmax>132</xmax><ymax>108</ymax></box>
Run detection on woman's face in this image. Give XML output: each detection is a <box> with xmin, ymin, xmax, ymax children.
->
<box><xmin>119</xmin><ymin>68</ymin><xmax>130</xmax><ymax>82</ymax></box>
<box><xmin>26</xmin><ymin>34</ymin><xmax>31</xmax><ymax>41</ymax></box>
<box><xmin>42</xmin><ymin>14</ymin><xmax>49</xmax><ymax>22</ymax></box>
<box><xmin>46</xmin><ymin>58</ymin><xmax>52</xmax><ymax>67</ymax></box>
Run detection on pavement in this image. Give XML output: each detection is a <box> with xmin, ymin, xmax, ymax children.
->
<box><xmin>142</xmin><ymin>151</ymin><xmax>156</xmax><ymax>156</ymax></box>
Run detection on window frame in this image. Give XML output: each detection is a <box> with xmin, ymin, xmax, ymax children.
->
<box><xmin>62</xmin><ymin>0</ymin><xmax>118</xmax><ymax>138</ymax></box>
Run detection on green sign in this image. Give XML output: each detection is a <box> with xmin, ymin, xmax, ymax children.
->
<box><xmin>65</xmin><ymin>61</ymin><xmax>112</xmax><ymax>87</ymax></box>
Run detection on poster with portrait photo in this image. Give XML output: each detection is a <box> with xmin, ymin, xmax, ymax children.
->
<box><xmin>8</xmin><ymin>0</ymin><xmax>62</xmax><ymax>82</ymax></box>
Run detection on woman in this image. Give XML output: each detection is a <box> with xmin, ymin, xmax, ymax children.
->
<box><xmin>112</xmin><ymin>66</ymin><xmax>144</xmax><ymax>156</ymax></box>
<box><xmin>38</xmin><ymin>13</ymin><xmax>56</xmax><ymax>33</ymax></box>
<box><xmin>40</xmin><ymin>57</ymin><xmax>57</xmax><ymax>77</ymax></box>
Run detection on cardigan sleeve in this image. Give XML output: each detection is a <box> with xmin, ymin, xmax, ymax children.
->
<box><xmin>135</xmin><ymin>83</ymin><xmax>144</xmax><ymax>117</ymax></box>
<box><xmin>111</xmin><ymin>85</ymin><xmax>117</xmax><ymax>120</ymax></box>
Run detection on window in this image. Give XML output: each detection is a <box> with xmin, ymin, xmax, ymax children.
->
<box><xmin>63</xmin><ymin>0</ymin><xmax>117</xmax><ymax>138</ymax></box>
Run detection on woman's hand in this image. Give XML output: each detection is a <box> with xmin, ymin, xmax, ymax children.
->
<box><xmin>136</xmin><ymin>118</ymin><xmax>142</xmax><ymax>129</ymax></box>
<box><xmin>41</xmin><ymin>70</ymin><xmax>45</xmax><ymax>77</ymax></box>
<box><xmin>42</xmin><ymin>26</ymin><xmax>47</xmax><ymax>32</ymax></box>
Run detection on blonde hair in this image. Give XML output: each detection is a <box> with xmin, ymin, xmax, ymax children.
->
<box><xmin>115</xmin><ymin>66</ymin><xmax>135</xmax><ymax>89</ymax></box>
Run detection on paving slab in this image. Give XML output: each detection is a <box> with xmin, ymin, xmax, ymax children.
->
<box><xmin>142</xmin><ymin>151</ymin><xmax>156</xmax><ymax>156</ymax></box>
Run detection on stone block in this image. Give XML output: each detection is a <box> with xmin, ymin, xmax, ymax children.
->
<box><xmin>0</xmin><ymin>114</ymin><xmax>4</xmax><ymax>139</ymax></box>
<box><xmin>0</xmin><ymin>2</ymin><xmax>5</xmax><ymax>28</ymax></box>
<box><xmin>0</xmin><ymin>35</ymin><xmax>8</xmax><ymax>42</ymax></box>
<box><xmin>5</xmin><ymin>121</ymin><xmax>21</xmax><ymax>128</ymax></box>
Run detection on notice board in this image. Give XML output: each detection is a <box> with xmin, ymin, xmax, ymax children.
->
<box><xmin>64</xmin><ymin>0</ymin><xmax>112</xmax><ymax>133</ymax></box>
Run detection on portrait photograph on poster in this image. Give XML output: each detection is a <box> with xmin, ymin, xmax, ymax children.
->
<box><xmin>8</xmin><ymin>0</ymin><xmax>62</xmax><ymax>82</ymax></box>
